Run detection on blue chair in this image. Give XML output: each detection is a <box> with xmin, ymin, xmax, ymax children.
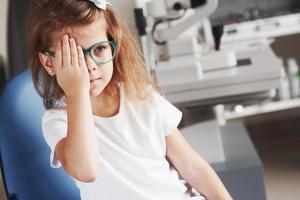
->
<box><xmin>0</xmin><ymin>70</ymin><xmax>80</xmax><ymax>200</ymax></box>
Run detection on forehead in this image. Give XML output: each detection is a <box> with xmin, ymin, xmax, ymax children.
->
<box><xmin>54</xmin><ymin>14</ymin><xmax>108</xmax><ymax>48</ymax></box>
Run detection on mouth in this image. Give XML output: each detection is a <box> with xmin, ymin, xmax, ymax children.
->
<box><xmin>90</xmin><ymin>77</ymin><xmax>102</xmax><ymax>83</ymax></box>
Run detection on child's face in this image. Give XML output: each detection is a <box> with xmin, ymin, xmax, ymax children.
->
<box><xmin>55</xmin><ymin>15</ymin><xmax>114</xmax><ymax>98</ymax></box>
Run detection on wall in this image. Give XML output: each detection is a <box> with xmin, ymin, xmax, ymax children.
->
<box><xmin>0</xmin><ymin>0</ymin><xmax>9</xmax><ymax>79</ymax></box>
<box><xmin>109</xmin><ymin>0</ymin><xmax>152</xmax><ymax>32</ymax></box>
<box><xmin>110</xmin><ymin>0</ymin><xmax>136</xmax><ymax>31</ymax></box>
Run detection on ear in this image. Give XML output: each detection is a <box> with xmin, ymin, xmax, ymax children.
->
<box><xmin>38</xmin><ymin>52</ymin><xmax>55</xmax><ymax>76</ymax></box>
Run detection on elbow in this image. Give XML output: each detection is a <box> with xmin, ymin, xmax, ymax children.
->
<box><xmin>73</xmin><ymin>171</ymin><xmax>99</xmax><ymax>183</ymax></box>
<box><xmin>70</xmin><ymin>166</ymin><xmax>100</xmax><ymax>183</ymax></box>
<box><xmin>63</xmin><ymin>160</ymin><xmax>100</xmax><ymax>183</ymax></box>
<box><xmin>180</xmin><ymin>160</ymin><xmax>208</xmax><ymax>182</ymax></box>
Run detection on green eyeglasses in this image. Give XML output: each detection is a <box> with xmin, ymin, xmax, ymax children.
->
<box><xmin>45</xmin><ymin>40</ymin><xmax>118</xmax><ymax>64</ymax></box>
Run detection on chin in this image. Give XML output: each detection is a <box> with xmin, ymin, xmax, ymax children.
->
<box><xmin>90</xmin><ymin>88</ymin><xmax>103</xmax><ymax>97</ymax></box>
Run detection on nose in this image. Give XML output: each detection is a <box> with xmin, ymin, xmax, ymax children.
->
<box><xmin>85</xmin><ymin>54</ymin><xmax>97</xmax><ymax>72</ymax></box>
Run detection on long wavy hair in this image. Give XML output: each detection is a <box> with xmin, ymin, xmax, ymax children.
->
<box><xmin>27</xmin><ymin>0</ymin><xmax>160</xmax><ymax>109</ymax></box>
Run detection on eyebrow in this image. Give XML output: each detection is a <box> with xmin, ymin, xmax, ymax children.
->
<box><xmin>83</xmin><ymin>39</ymin><xmax>110</xmax><ymax>50</ymax></box>
<box><xmin>80</xmin><ymin>37</ymin><xmax>109</xmax><ymax>48</ymax></box>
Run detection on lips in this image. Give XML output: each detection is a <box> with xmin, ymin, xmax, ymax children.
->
<box><xmin>90</xmin><ymin>77</ymin><xmax>102</xmax><ymax>83</ymax></box>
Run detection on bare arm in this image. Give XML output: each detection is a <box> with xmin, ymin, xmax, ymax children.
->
<box><xmin>166</xmin><ymin>129</ymin><xmax>233</xmax><ymax>200</ymax></box>
<box><xmin>51</xmin><ymin>35</ymin><xmax>100</xmax><ymax>182</ymax></box>
<box><xmin>56</xmin><ymin>92</ymin><xmax>100</xmax><ymax>182</ymax></box>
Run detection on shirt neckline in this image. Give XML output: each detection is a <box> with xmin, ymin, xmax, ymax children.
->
<box><xmin>93</xmin><ymin>84</ymin><xmax>124</xmax><ymax>121</ymax></box>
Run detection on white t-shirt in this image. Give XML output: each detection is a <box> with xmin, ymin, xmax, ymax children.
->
<box><xmin>42</xmin><ymin>85</ymin><xmax>194</xmax><ymax>200</ymax></box>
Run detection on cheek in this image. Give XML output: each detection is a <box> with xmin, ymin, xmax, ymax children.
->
<box><xmin>102</xmin><ymin>63</ymin><xmax>114</xmax><ymax>80</ymax></box>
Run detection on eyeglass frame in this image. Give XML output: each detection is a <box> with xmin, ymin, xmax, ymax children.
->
<box><xmin>44</xmin><ymin>40</ymin><xmax>118</xmax><ymax>65</ymax></box>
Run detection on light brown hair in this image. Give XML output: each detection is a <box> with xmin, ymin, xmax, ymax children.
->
<box><xmin>27</xmin><ymin>0</ymin><xmax>160</xmax><ymax>109</ymax></box>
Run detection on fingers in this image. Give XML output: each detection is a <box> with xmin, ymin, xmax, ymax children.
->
<box><xmin>52</xmin><ymin>34</ymin><xmax>86</xmax><ymax>71</ymax></box>
<box><xmin>69</xmin><ymin>37</ymin><xmax>79</xmax><ymax>67</ymax></box>
<box><xmin>52</xmin><ymin>41</ymin><xmax>62</xmax><ymax>71</ymax></box>
<box><xmin>62</xmin><ymin>35</ymin><xmax>71</xmax><ymax>68</ymax></box>
<box><xmin>77</xmin><ymin>46</ymin><xmax>87</xmax><ymax>69</ymax></box>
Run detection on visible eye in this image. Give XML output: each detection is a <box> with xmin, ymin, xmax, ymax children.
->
<box><xmin>92</xmin><ymin>42</ymin><xmax>112</xmax><ymax>59</ymax></box>
<box><xmin>94</xmin><ymin>45</ymin><xmax>106</xmax><ymax>53</ymax></box>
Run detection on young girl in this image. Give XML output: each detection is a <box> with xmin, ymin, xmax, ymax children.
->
<box><xmin>27</xmin><ymin>0</ymin><xmax>232</xmax><ymax>199</ymax></box>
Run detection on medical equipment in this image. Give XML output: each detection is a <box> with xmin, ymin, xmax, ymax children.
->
<box><xmin>134</xmin><ymin>0</ymin><xmax>282</xmax><ymax>199</ymax></box>
<box><xmin>135</xmin><ymin>0</ymin><xmax>239</xmax><ymax>84</ymax></box>
<box><xmin>135</xmin><ymin>0</ymin><xmax>280</xmax><ymax>104</ymax></box>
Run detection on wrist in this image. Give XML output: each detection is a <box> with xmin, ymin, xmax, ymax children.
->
<box><xmin>66</xmin><ymin>90</ymin><xmax>90</xmax><ymax>102</ymax></box>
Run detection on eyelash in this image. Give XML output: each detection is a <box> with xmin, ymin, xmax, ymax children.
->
<box><xmin>95</xmin><ymin>46</ymin><xmax>105</xmax><ymax>52</ymax></box>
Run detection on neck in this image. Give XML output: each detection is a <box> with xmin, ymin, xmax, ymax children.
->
<box><xmin>90</xmin><ymin>90</ymin><xmax>120</xmax><ymax>118</ymax></box>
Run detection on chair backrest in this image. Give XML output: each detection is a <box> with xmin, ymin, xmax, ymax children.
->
<box><xmin>0</xmin><ymin>70</ymin><xmax>80</xmax><ymax>200</ymax></box>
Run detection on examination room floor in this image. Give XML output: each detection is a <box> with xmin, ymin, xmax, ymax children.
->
<box><xmin>245</xmin><ymin>107</ymin><xmax>300</xmax><ymax>200</ymax></box>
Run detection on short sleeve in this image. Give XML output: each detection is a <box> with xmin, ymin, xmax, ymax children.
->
<box><xmin>42</xmin><ymin>109</ymin><xmax>68</xmax><ymax>168</ymax></box>
<box><xmin>151</xmin><ymin>91</ymin><xmax>182</xmax><ymax>136</ymax></box>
